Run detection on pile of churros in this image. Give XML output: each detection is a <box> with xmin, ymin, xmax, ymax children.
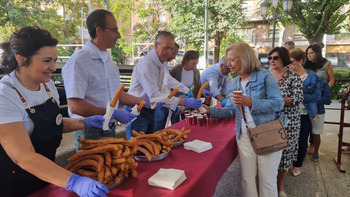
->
<box><xmin>132</xmin><ymin>131</ymin><xmax>175</xmax><ymax>161</ymax></box>
<box><xmin>154</xmin><ymin>127</ymin><xmax>191</xmax><ymax>143</ymax></box>
<box><xmin>65</xmin><ymin>137</ymin><xmax>138</xmax><ymax>185</ymax></box>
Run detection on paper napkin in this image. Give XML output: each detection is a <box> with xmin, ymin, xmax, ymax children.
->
<box><xmin>184</xmin><ymin>139</ymin><xmax>213</xmax><ymax>153</ymax></box>
<box><xmin>148</xmin><ymin>168</ymin><xmax>186</xmax><ymax>190</ymax></box>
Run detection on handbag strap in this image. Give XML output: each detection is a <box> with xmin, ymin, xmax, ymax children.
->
<box><xmin>236</xmin><ymin>81</ymin><xmax>249</xmax><ymax>128</ymax></box>
<box><xmin>278</xmin><ymin>70</ymin><xmax>291</xmax><ymax>87</ymax></box>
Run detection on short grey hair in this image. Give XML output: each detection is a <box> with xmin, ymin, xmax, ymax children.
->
<box><xmin>155</xmin><ymin>31</ymin><xmax>174</xmax><ymax>43</ymax></box>
<box><xmin>219</xmin><ymin>56</ymin><xmax>227</xmax><ymax>67</ymax></box>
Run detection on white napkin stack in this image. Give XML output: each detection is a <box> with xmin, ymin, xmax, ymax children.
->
<box><xmin>148</xmin><ymin>168</ymin><xmax>186</xmax><ymax>190</ymax></box>
<box><xmin>184</xmin><ymin>140</ymin><xmax>213</xmax><ymax>153</ymax></box>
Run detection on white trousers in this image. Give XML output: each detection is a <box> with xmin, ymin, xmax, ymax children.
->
<box><xmin>237</xmin><ymin>134</ymin><xmax>282</xmax><ymax>197</ymax></box>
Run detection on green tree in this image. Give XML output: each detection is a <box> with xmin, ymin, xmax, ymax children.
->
<box><xmin>288</xmin><ymin>0</ymin><xmax>350</xmax><ymax>45</ymax></box>
<box><xmin>162</xmin><ymin>0</ymin><xmax>246</xmax><ymax>63</ymax></box>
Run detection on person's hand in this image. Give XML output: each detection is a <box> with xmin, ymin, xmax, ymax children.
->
<box><xmin>66</xmin><ymin>173</ymin><xmax>109</xmax><ymax>197</ymax></box>
<box><xmin>111</xmin><ymin>109</ymin><xmax>137</xmax><ymax>124</ymax></box>
<box><xmin>221</xmin><ymin>98</ymin><xmax>227</xmax><ymax>107</ymax></box>
<box><xmin>83</xmin><ymin>115</ymin><xmax>105</xmax><ymax>129</ymax></box>
<box><xmin>155</xmin><ymin>102</ymin><xmax>166</xmax><ymax>110</ymax></box>
<box><xmin>186</xmin><ymin>90</ymin><xmax>194</xmax><ymax>98</ymax></box>
<box><xmin>184</xmin><ymin>98</ymin><xmax>202</xmax><ymax>109</ymax></box>
<box><xmin>202</xmin><ymin>89</ymin><xmax>212</xmax><ymax>97</ymax></box>
<box><xmin>144</xmin><ymin>98</ymin><xmax>151</xmax><ymax>108</ymax></box>
<box><xmin>232</xmin><ymin>94</ymin><xmax>252</xmax><ymax>107</ymax></box>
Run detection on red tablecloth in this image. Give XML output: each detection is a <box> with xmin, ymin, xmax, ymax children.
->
<box><xmin>29</xmin><ymin>118</ymin><xmax>237</xmax><ymax>197</ymax></box>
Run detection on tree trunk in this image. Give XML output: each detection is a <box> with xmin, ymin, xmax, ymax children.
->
<box><xmin>214</xmin><ymin>31</ymin><xmax>224</xmax><ymax>64</ymax></box>
<box><xmin>307</xmin><ymin>34</ymin><xmax>325</xmax><ymax>47</ymax></box>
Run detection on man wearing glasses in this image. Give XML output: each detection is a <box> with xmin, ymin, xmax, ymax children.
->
<box><xmin>200</xmin><ymin>56</ymin><xmax>230</xmax><ymax>106</ymax></box>
<box><xmin>62</xmin><ymin>9</ymin><xmax>146</xmax><ymax>151</ymax></box>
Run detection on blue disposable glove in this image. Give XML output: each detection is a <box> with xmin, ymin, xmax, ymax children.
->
<box><xmin>184</xmin><ymin>98</ymin><xmax>202</xmax><ymax>109</ymax></box>
<box><xmin>111</xmin><ymin>109</ymin><xmax>137</xmax><ymax>124</ymax></box>
<box><xmin>202</xmin><ymin>89</ymin><xmax>212</xmax><ymax>97</ymax></box>
<box><xmin>83</xmin><ymin>115</ymin><xmax>105</xmax><ymax>129</ymax></box>
<box><xmin>186</xmin><ymin>90</ymin><xmax>194</xmax><ymax>98</ymax></box>
<box><xmin>156</xmin><ymin>102</ymin><xmax>166</xmax><ymax>110</ymax></box>
<box><xmin>144</xmin><ymin>98</ymin><xmax>151</xmax><ymax>108</ymax></box>
<box><xmin>66</xmin><ymin>173</ymin><xmax>109</xmax><ymax>197</ymax></box>
<box><xmin>221</xmin><ymin>98</ymin><xmax>227</xmax><ymax>107</ymax></box>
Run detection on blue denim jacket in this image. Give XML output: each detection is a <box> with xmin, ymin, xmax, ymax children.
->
<box><xmin>209</xmin><ymin>69</ymin><xmax>285</xmax><ymax>137</ymax></box>
<box><xmin>303</xmin><ymin>70</ymin><xmax>321</xmax><ymax>120</ymax></box>
<box><xmin>317</xmin><ymin>79</ymin><xmax>331</xmax><ymax>114</ymax></box>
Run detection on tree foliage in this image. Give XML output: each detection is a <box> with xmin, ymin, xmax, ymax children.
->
<box><xmin>162</xmin><ymin>0</ymin><xmax>246</xmax><ymax>63</ymax></box>
<box><xmin>288</xmin><ymin>0</ymin><xmax>350</xmax><ymax>45</ymax></box>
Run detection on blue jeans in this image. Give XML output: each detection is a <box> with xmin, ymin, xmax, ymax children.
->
<box><xmin>154</xmin><ymin>107</ymin><xmax>169</xmax><ymax>131</ymax></box>
<box><xmin>293</xmin><ymin>115</ymin><xmax>311</xmax><ymax>167</ymax></box>
<box><xmin>125</xmin><ymin>106</ymin><xmax>155</xmax><ymax>140</ymax></box>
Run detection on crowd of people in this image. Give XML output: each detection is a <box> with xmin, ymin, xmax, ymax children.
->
<box><xmin>0</xmin><ymin>8</ymin><xmax>337</xmax><ymax>197</ymax></box>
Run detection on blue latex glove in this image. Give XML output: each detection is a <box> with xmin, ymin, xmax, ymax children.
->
<box><xmin>111</xmin><ymin>109</ymin><xmax>137</xmax><ymax>124</ymax></box>
<box><xmin>156</xmin><ymin>102</ymin><xmax>166</xmax><ymax>110</ymax></box>
<box><xmin>66</xmin><ymin>173</ymin><xmax>109</xmax><ymax>197</ymax></box>
<box><xmin>202</xmin><ymin>89</ymin><xmax>212</xmax><ymax>97</ymax></box>
<box><xmin>83</xmin><ymin>115</ymin><xmax>105</xmax><ymax>129</ymax></box>
<box><xmin>221</xmin><ymin>98</ymin><xmax>227</xmax><ymax>107</ymax></box>
<box><xmin>186</xmin><ymin>90</ymin><xmax>194</xmax><ymax>98</ymax></box>
<box><xmin>144</xmin><ymin>98</ymin><xmax>151</xmax><ymax>108</ymax></box>
<box><xmin>184</xmin><ymin>98</ymin><xmax>202</xmax><ymax>109</ymax></box>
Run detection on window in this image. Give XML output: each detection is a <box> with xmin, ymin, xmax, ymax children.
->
<box><xmin>242</xmin><ymin>1</ymin><xmax>254</xmax><ymax>17</ymax></box>
<box><xmin>268</xmin><ymin>25</ymin><xmax>280</xmax><ymax>39</ymax></box>
<box><xmin>236</xmin><ymin>28</ymin><xmax>253</xmax><ymax>42</ymax></box>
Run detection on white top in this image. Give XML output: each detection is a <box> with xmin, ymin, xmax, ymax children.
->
<box><xmin>0</xmin><ymin>71</ymin><xmax>59</xmax><ymax>135</ymax></box>
<box><xmin>181</xmin><ymin>68</ymin><xmax>194</xmax><ymax>88</ymax></box>
<box><xmin>163</xmin><ymin>63</ymin><xmax>190</xmax><ymax>93</ymax></box>
<box><xmin>240</xmin><ymin>81</ymin><xmax>256</xmax><ymax>135</ymax></box>
<box><xmin>200</xmin><ymin>63</ymin><xmax>228</xmax><ymax>97</ymax></box>
<box><xmin>62</xmin><ymin>40</ymin><xmax>120</xmax><ymax>118</ymax></box>
<box><xmin>128</xmin><ymin>48</ymin><xmax>179</xmax><ymax>110</ymax></box>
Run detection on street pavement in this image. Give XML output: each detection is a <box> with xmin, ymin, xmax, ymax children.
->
<box><xmin>56</xmin><ymin>100</ymin><xmax>350</xmax><ymax>197</ymax></box>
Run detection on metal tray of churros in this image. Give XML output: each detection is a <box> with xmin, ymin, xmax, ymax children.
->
<box><xmin>105</xmin><ymin>177</ymin><xmax>124</xmax><ymax>189</ymax></box>
<box><xmin>172</xmin><ymin>140</ymin><xmax>186</xmax><ymax>148</ymax></box>
<box><xmin>133</xmin><ymin>151</ymin><xmax>170</xmax><ymax>162</ymax></box>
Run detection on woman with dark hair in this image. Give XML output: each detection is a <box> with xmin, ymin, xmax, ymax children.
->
<box><xmin>0</xmin><ymin>26</ymin><xmax>118</xmax><ymax>197</ymax></box>
<box><xmin>169</xmin><ymin>50</ymin><xmax>201</xmax><ymax>123</ymax></box>
<box><xmin>269</xmin><ymin>47</ymin><xmax>303</xmax><ymax>197</ymax></box>
<box><xmin>304</xmin><ymin>43</ymin><xmax>334</xmax><ymax>155</ymax></box>
<box><xmin>289</xmin><ymin>48</ymin><xmax>322</xmax><ymax>176</ymax></box>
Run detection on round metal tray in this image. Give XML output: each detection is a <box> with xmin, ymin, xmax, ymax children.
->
<box><xmin>105</xmin><ymin>176</ymin><xmax>124</xmax><ymax>189</ymax></box>
<box><xmin>173</xmin><ymin>139</ymin><xmax>185</xmax><ymax>148</ymax></box>
<box><xmin>133</xmin><ymin>150</ymin><xmax>170</xmax><ymax>162</ymax></box>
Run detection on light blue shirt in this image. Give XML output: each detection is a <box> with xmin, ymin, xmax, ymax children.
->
<box><xmin>62</xmin><ymin>40</ymin><xmax>120</xmax><ymax>118</ymax></box>
<box><xmin>209</xmin><ymin>69</ymin><xmax>285</xmax><ymax>138</ymax></box>
<box><xmin>200</xmin><ymin>63</ymin><xmax>228</xmax><ymax>97</ymax></box>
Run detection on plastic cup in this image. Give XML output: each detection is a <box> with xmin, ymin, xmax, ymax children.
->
<box><xmin>187</xmin><ymin>115</ymin><xmax>193</xmax><ymax>125</ymax></box>
<box><xmin>197</xmin><ymin>115</ymin><xmax>204</xmax><ymax>126</ymax></box>
<box><xmin>233</xmin><ymin>91</ymin><xmax>242</xmax><ymax>95</ymax></box>
<box><xmin>192</xmin><ymin>114</ymin><xmax>197</xmax><ymax>124</ymax></box>
<box><xmin>207</xmin><ymin>118</ymin><xmax>214</xmax><ymax>128</ymax></box>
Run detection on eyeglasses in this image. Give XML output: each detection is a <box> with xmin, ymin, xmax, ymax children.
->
<box><xmin>268</xmin><ymin>56</ymin><xmax>280</xmax><ymax>61</ymax></box>
<box><xmin>98</xmin><ymin>26</ymin><xmax>120</xmax><ymax>34</ymax></box>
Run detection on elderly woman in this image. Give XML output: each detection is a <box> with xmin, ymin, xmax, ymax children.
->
<box><xmin>269</xmin><ymin>47</ymin><xmax>303</xmax><ymax>197</ymax></box>
<box><xmin>0</xmin><ymin>26</ymin><xmax>128</xmax><ymax>197</ymax></box>
<box><xmin>170</xmin><ymin>50</ymin><xmax>201</xmax><ymax>123</ymax></box>
<box><xmin>304</xmin><ymin>43</ymin><xmax>334</xmax><ymax>155</ymax></box>
<box><xmin>289</xmin><ymin>48</ymin><xmax>321</xmax><ymax>176</ymax></box>
<box><xmin>203</xmin><ymin>42</ymin><xmax>284</xmax><ymax>197</ymax></box>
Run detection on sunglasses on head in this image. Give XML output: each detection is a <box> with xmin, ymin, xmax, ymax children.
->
<box><xmin>268</xmin><ymin>56</ymin><xmax>280</xmax><ymax>61</ymax></box>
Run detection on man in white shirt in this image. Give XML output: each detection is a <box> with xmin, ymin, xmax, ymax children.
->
<box><xmin>200</xmin><ymin>56</ymin><xmax>230</xmax><ymax>106</ymax></box>
<box><xmin>126</xmin><ymin>31</ymin><xmax>201</xmax><ymax>139</ymax></box>
<box><xmin>62</xmin><ymin>9</ymin><xmax>147</xmax><ymax>151</ymax></box>
<box><xmin>154</xmin><ymin>43</ymin><xmax>194</xmax><ymax>131</ymax></box>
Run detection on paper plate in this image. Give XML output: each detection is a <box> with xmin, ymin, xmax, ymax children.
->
<box><xmin>173</xmin><ymin>139</ymin><xmax>185</xmax><ymax>148</ymax></box>
<box><xmin>105</xmin><ymin>176</ymin><xmax>124</xmax><ymax>189</ymax></box>
<box><xmin>133</xmin><ymin>151</ymin><xmax>170</xmax><ymax>162</ymax></box>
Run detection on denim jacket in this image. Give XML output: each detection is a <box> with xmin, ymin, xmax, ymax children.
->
<box><xmin>210</xmin><ymin>69</ymin><xmax>285</xmax><ymax>137</ymax></box>
<box><xmin>317</xmin><ymin>79</ymin><xmax>331</xmax><ymax>114</ymax></box>
<box><xmin>303</xmin><ymin>70</ymin><xmax>321</xmax><ymax>120</ymax></box>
